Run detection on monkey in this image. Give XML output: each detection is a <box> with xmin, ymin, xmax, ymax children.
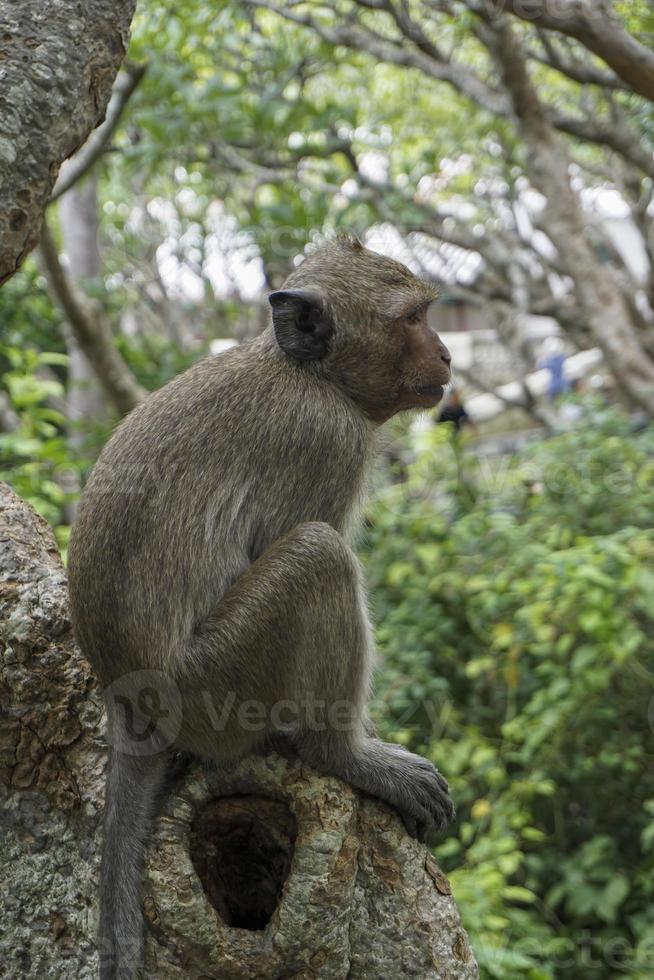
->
<box><xmin>67</xmin><ymin>233</ymin><xmax>455</xmax><ymax>979</ymax></box>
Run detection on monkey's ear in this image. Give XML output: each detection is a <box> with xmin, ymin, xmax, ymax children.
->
<box><xmin>268</xmin><ymin>289</ymin><xmax>332</xmax><ymax>362</ymax></box>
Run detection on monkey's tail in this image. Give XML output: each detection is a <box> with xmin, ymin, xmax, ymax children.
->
<box><xmin>98</xmin><ymin>749</ymin><xmax>172</xmax><ymax>980</ymax></box>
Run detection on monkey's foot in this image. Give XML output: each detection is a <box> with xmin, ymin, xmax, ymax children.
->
<box><xmin>360</xmin><ymin>741</ymin><xmax>455</xmax><ymax>842</ymax></box>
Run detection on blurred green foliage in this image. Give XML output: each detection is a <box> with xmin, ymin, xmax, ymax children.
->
<box><xmin>115</xmin><ymin>333</ymin><xmax>201</xmax><ymax>393</ymax></box>
<box><xmin>0</xmin><ymin>345</ymin><xmax>77</xmax><ymax>545</ymax></box>
<box><xmin>0</xmin><ymin>335</ymin><xmax>197</xmax><ymax>549</ymax></box>
<box><xmin>364</xmin><ymin>412</ymin><xmax>654</xmax><ymax>978</ymax></box>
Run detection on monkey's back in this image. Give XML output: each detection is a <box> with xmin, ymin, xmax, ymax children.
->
<box><xmin>68</xmin><ymin>334</ymin><xmax>373</xmax><ymax>682</ymax></box>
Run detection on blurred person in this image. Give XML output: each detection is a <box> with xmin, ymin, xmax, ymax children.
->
<box><xmin>539</xmin><ymin>336</ymin><xmax>569</xmax><ymax>401</ymax></box>
<box><xmin>436</xmin><ymin>387</ymin><xmax>475</xmax><ymax>432</ymax></box>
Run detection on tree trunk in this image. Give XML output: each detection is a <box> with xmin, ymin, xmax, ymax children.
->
<box><xmin>0</xmin><ymin>483</ymin><xmax>479</xmax><ymax>979</ymax></box>
<box><xmin>487</xmin><ymin>15</ymin><xmax>654</xmax><ymax>416</ymax></box>
<box><xmin>58</xmin><ymin>176</ymin><xmax>107</xmax><ymax>520</ymax></box>
<box><xmin>0</xmin><ymin>0</ymin><xmax>137</xmax><ymax>285</ymax></box>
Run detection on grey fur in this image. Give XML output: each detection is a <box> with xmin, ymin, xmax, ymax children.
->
<box><xmin>68</xmin><ymin>235</ymin><xmax>454</xmax><ymax>979</ymax></box>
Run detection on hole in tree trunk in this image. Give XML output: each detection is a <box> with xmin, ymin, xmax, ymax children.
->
<box><xmin>189</xmin><ymin>795</ymin><xmax>297</xmax><ymax>931</ymax></box>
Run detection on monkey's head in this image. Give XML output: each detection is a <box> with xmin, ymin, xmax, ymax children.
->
<box><xmin>269</xmin><ymin>234</ymin><xmax>451</xmax><ymax>424</ymax></box>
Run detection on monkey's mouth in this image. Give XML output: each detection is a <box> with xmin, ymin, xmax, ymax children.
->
<box><xmin>414</xmin><ymin>383</ymin><xmax>445</xmax><ymax>401</ymax></box>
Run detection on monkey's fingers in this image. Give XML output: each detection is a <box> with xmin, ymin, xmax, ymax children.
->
<box><xmin>404</xmin><ymin>770</ymin><xmax>456</xmax><ymax>834</ymax></box>
<box><xmin>399</xmin><ymin>803</ymin><xmax>431</xmax><ymax>841</ymax></box>
<box><xmin>429</xmin><ymin>792</ymin><xmax>456</xmax><ymax>834</ymax></box>
<box><xmin>400</xmin><ymin>812</ymin><xmax>420</xmax><ymax>840</ymax></box>
<box><xmin>433</xmin><ymin>768</ymin><xmax>450</xmax><ymax>795</ymax></box>
<box><xmin>425</xmin><ymin>771</ymin><xmax>456</xmax><ymax>831</ymax></box>
<box><xmin>398</xmin><ymin>785</ymin><xmax>455</xmax><ymax>840</ymax></box>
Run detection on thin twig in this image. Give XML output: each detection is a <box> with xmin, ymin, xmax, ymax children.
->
<box><xmin>49</xmin><ymin>62</ymin><xmax>147</xmax><ymax>203</ymax></box>
<box><xmin>39</xmin><ymin>218</ymin><xmax>145</xmax><ymax>415</ymax></box>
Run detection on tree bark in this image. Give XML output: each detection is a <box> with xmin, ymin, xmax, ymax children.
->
<box><xmin>487</xmin><ymin>15</ymin><xmax>654</xmax><ymax>416</ymax></box>
<box><xmin>50</xmin><ymin>64</ymin><xmax>147</xmax><ymax>204</ymax></box>
<box><xmin>499</xmin><ymin>0</ymin><xmax>654</xmax><ymax>103</ymax></box>
<box><xmin>0</xmin><ymin>483</ymin><xmax>479</xmax><ymax>979</ymax></box>
<box><xmin>0</xmin><ymin>0</ymin><xmax>137</xmax><ymax>285</ymax></box>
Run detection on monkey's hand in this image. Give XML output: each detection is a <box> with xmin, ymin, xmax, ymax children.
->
<box><xmin>358</xmin><ymin>740</ymin><xmax>455</xmax><ymax>842</ymax></box>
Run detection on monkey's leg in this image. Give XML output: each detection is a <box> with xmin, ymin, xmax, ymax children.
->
<box><xmin>179</xmin><ymin>521</ymin><xmax>454</xmax><ymax>840</ymax></box>
<box><xmin>98</xmin><ymin>748</ymin><xmax>171</xmax><ymax>980</ymax></box>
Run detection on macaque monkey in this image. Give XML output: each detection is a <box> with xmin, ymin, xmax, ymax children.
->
<box><xmin>68</xmin><ymin>234</ymin><xmax>454</xmax><ymax>979</ymax></box>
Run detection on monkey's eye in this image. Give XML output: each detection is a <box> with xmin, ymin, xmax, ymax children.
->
<box><xmin>404</xmin><ymin>306</ymin><xmax>425</xmax><ymax>326</ymax></box>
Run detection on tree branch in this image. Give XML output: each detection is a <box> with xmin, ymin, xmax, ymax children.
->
<box><xmin>551</xmin><ymin>106</ymin><xmax>654</xmax><ymax>182</ymax></box>
<box><xmin>0</xmin><ymin>0</ymin><xmax>137</xmax><ymax>285</ymax></box>
<box><xmin>246</xmin><ymin>0</ymin><xmax>509</xmax><ymax>115</ymax></box>
<box><xmin>484</xmin><ymin>14</ymin><xmax>654</xmax><ymax>412</ymax></box>
<box><xmin>457</xmin><ymin>364</ymin><xmax>553</xmax><ymax>430</ymax></box>
<box><xmin>495</xmin><ymin>0</ymin><xmax>654</xmax><ymax>103</ymax></box>
<box><xmin>39</xmin><ymin>218</ymin><xmax>145</xmax><ymax>416</ymax></box>
<box><xmin>529</xmin><ymin>29</ymin><xmax>629</xmax><ymax>91</ymax></box>
<box><xmin>249</xmin><ymin>0</ymin><xmax>654</xmax><ymax>181</ymax></box>
<box><xmin>49</xmin><ymin>62</ymin><xmax>147</xmax><ymax>203</ymax></box>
